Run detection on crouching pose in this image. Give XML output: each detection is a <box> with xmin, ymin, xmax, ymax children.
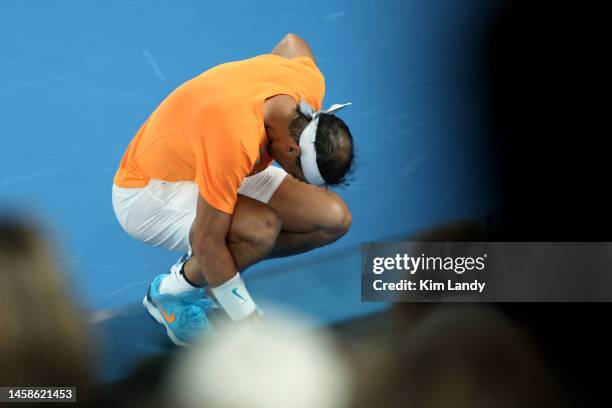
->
<box><xmin>112</xmin><ymin>34</ymin><xmax>354</xmax><ymax>345</ymax></box>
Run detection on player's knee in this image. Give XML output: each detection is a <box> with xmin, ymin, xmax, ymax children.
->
<box><xmin>325</xmin><ymin>196</ymin><xmax>352</xmax><ymax>238</ymax></box>
<box><xmin>244</xmin><ymin>208</ymin><xmax>282</xmax><ymax>251</ymax></box>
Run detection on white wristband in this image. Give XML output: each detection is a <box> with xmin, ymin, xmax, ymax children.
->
<box><xmin>211</xmin><ymin>273</ymin><xmax>256</xmax><ymax>321</ymax></box>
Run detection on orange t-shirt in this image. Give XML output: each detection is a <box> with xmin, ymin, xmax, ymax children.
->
<box><xmin>113</xmin><ymin>54</ymin><xmax>325</xmax><ymax>214</ymax></box>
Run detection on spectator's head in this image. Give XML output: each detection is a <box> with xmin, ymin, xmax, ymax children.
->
<box><xmin>0</xmin><ymin>218</ymin><xmax>92</xmax><ymax>390</ymax></box>
<box><xmin>168</xmin><ymin>311</ymin><xmax>351</xmax><ymax>408</ymax></box>
<box><xmin>351</xmin><ymin>305</ymin><xmax>565</xmax><ymax>408</ymax></box>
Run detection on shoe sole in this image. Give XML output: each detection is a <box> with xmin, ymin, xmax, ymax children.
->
<box><xmin>143</xmin><ymin>295</ymin><xmax>189</xmax><ymax>347</ymax></box>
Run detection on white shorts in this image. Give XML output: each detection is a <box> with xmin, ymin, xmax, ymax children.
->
<box><xmin>112</xmin><ymin>166</ymin><xmax>287</xmax><ymax>253</ymax></box>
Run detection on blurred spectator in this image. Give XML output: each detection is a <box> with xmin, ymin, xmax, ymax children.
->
<box><xmin>0</xmin><ymin>217</ymin><xmax>94</xmax><ymax>404</ymax></box>
<box><xmin>167</xmin><ymin>310</ymin><xmax>351</xmax><ymax>408</ymax></box>
<box><xmin>350</xmin><ymin>305</ymin><xmax>565</xmax><ymax>408</ymax></box>
<box><xmin>346</xmin><ymin>221</ymin><xmax>565</xmax><ymax>407</ymax></box>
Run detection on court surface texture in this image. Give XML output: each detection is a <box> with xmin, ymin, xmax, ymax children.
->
<box><xmin>0</xmin><ymin>0</ymin><xmax>498</xmax><ymax>380</ymax></box>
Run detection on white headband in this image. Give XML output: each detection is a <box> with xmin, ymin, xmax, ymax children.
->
<box><xmin>298</xmin><ymin>99</ymin><xmax>352</xmax><ymax>186</ymax></box>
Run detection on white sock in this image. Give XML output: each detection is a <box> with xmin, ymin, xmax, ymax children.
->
<box><xmin>159</xmin><ymin>262</ymin><xmax>200</xmax><ymax>296</ymax></box>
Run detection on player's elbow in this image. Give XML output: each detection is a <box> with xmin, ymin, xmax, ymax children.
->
<box><xmin>277</xmin><ymin>33</ymin><xmax>300</xmax><ymax>51</ymax></box>
<box><xmin>273</xmin><ymin>33</ymin><xmax>314</xmax><ymax>61</ymax></box>
<box><xmin>282</xmin><ymin>33</ymin><xmax>300</xmax><ymax>44</ymax></box>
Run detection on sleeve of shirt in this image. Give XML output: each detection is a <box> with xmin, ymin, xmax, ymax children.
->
<box><xmin>291</xmin><ymin>56</ymin><xmax>326</xmax><ymax>110</ymax></box>
<box><xmin>192</xmin><ymin>117</ymin><xmax>253</xmax><ymax>214</ymax></box>
<box><xmin>292</xmin><ymin>56</ymin><xmax>318</xmax><ymax>69</ymax></box>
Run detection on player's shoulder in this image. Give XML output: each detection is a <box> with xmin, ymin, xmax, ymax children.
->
<box><xmin>256</xmin><ymin>54</ymin><xmax>325</xmax><ymax>102</ymax></box>
<box><xmin>252</xmin><ymin>54</ymin><xmax>321</xmax><ymax>74</ymax></box>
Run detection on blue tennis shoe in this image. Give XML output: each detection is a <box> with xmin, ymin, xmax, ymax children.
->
<box><xmin>143</xmin><ymin>273</ymin><xmax>216</xmax><ymax>346</ymax></box>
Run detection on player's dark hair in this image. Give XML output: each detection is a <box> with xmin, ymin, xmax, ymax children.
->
<box><xmin>315</xmin><ymin>113</ymin><xmax>354</xmax><ymax>186</ymax></box>
<box><xmin>288</xmin><ymin>108</ymin><xmax>310</xmax><ymax>139</ymax></box>
<box><xmin>289</xmin><ymin>107</ymin><xmax>355</xmax><ymax>186</ymax></box>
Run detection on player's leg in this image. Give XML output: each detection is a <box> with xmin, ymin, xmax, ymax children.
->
<box><xmin>265</xmin><ymin>174</ymin><xmax>352</xmax><ymax>258</ymax></box>
<box><xmin>186</xmin><ymin>194</ymin><xmax>282</xmax><ymax>278</ymax></box>
<box><xmin>232</xmin><ymin>165</ymin><xmax>352</xmax><ymax>258</ymax></box>
<box><xmin>112</xmin><ymin>180</ymin><xmax>215</xmax><ymax>345</ymax></box>
<box><xmin>182</xmin><ymin>167</ymin><xmax>352</xmax><ymax>284</ymax></box>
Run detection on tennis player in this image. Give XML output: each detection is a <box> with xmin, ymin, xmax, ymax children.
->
<box><xmin>112</xmin><ymin>34</ymin><xmax>354</xmax><ymax>345</ymax></box>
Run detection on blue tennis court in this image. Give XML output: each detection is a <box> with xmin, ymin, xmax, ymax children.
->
<box><xmin>1</xmin><ymin>0</ymin><xmax>498</xmax><ymax>380</ymax></box>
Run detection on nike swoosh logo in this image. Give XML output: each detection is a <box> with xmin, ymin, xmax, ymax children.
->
<box><xmin>232</xmin><ymin>288</ymin><xmax>246</xmax><ymax>301</ymax></box>
<box><xmin>160</xmin><ymin>307</ymin><xmax>176</xmax><ymax>324</ymax></box>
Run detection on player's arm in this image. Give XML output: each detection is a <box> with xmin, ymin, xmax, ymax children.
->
<box><xmin>191</xmin><ymin>194</ymin><xmax>259</xmax><ymax>323</ymax></box>
<box><xmin>271</xmin><ymin>33</ymin><xmax>316</xmax><ymax>62</ymax></box>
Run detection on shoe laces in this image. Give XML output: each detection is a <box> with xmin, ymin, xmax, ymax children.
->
<box><xmin>178</xmin><ymin>303</ymin><xmax>207</xmax><ymax>329</ymax></box>
<box><xmin>193</xmin><ymin>297</ymin><xmax>217</xmax><ymax>309</ymax></box>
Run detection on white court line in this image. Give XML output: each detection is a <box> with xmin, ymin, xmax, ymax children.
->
<box><xmin>0</xmin><ymin>69</ymin><xmax>94</xmax><ymax>92</ymax></box>
<box><xmin>89</xmin><ymin>309</ymin><xmax>117</xmax><ymax>323</ymax></box>
<box><xmin>0</xmin><ymin>167</ymin><xmax>64</xmax><ymax>189</ymax></box>
<box><xmin>323</xmin><ymin>11</ymin><xmax>346</xmax><ymax>21</ymax></box>
<box><xmin>143</xmin><ymin>49</ymin><xmax>167</xmax><ymax>82</ymax></box>
<box><xmin>104</xmin><ymin>280</ymin><xmax>148</xmax><ymax>298</ymax></box>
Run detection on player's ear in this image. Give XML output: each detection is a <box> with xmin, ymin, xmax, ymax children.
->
<box><xmin>285</xmin><ymin>143</ymin><xmax>301</xmax><ymax>158</ymax></box>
